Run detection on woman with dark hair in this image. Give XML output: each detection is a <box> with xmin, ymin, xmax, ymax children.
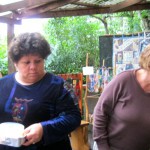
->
<box><xmin>0</xmin><ymin>32</ymin><xmax>81</xmax><ymax>150</ymax></box>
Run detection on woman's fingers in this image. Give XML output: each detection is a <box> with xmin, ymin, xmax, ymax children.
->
<box><xmin>22</xmin><ymin>123</ymin><xmax>43</xmax><ymax>146</ymax></box>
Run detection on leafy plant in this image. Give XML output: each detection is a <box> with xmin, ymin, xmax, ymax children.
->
<box><xmin>0</xmin><ymin>36</ymin><xmax>8</xmax><ymax>76</ymax></box>
<box><xmin>44</xmin><ymin>16</ymin><xmax>101</xmax><ymax>74</ymax></box>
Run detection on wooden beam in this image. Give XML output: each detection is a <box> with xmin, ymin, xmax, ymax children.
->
<box><xmin>27</xmin><ymin>3</ymin><xmax>150</xmax><ymax>18</ymax></box>
<box><xmin>0</xmin><ymin>16</ymin><xmax>21</xmax><ymax>24</ymax></box>
<box><xmin>72</xmin><ymin>2</ymin><xmax>100</xmax><ymax>8</ymax></box>
<box><xmin>28</xmin><ymin>7</ymin><xmax>110</xmax><ymax>18</ymax></box>
<box><xmin>0</xmin><ymin>0</ymin><xmax>149</xmax><ymax>20</ymax></box>
<box><xmin>0</xmin><ymin>0</ymin><xmax>55</xmax><ymax>13</ymax></box>
<box><xmin>110</xmin><ymin>0</ymin><xmax>145</xmax><ymax>12</ymax></box>
<box><xmin>7</xmin><ymin>23</ymin><xmax>16</xmax><ymax>74</ymax></box>
<box><xmin>0</xmin><ymin>1</ymin><xmax>26</xmax><ymax>13</ymax></box>
<box><xmin>118</xmin><ymin>3</ymin><xmax>150</xmax><ymax>11</ymax></box>
<box><xmin>13</xmin><ymin>0</ymin><xmax>79</xmax><ymax>18</ymax></box>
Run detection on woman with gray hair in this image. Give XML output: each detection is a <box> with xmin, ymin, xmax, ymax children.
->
<box><xmin>93</xmin><ymin>45</ymin><xmax>150</xmax><ymax>150</ymax></box>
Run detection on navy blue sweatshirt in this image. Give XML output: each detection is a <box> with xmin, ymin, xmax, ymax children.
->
<box><xmin>0</xmin><ymin>73</ymin><xmax>81</xmax><ymax>150</ymax></box>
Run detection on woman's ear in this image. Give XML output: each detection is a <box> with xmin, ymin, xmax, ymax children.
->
<box><xmin>14</xmin><ymin>63</ymin><xmax>18</xmax><ymax>71</ymax></box>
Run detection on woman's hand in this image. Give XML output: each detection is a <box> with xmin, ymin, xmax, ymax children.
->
<box><xmin>23</xmin><ymin>123</ymin><xmax>43</xmax><ymax>146</ymax></box>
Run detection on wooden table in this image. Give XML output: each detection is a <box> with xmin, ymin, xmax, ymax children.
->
<box><xmin>70</xmin><ymin>120</ymin><xmax>90</xmax><ymax>150</ymax></box>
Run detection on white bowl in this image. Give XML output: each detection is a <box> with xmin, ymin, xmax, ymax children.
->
<box><xmin>0</xmin><ymin>122</ymin><xmax>25</xmax><ymax>147</ymax></box>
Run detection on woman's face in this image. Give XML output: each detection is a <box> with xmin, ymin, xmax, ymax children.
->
<box><xmin>15</xmin><ymin>54</ymin><xmax>45</xmax><ymax>84</ymax></box>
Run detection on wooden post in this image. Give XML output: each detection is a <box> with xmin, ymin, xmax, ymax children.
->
<box><xmin>7</xmin><ymin>23</ymin><xmax>16</xmax><ymax>74</ymax></box>
<box><xmin>102</xmin><ymin>59</ymin><xmax>105</xmax><ymax>66</ymax></box>
<box><xmin>83</xmin><ymin>53</ymin><xmax>89</xmax><ymax>122</ymax></box>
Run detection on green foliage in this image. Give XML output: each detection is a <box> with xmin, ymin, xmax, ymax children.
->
<box><xmin>106</xmin><ymin>11</ymin><xmax>142</xmax><ymax>34</ymax></box>
<box><xmin>141</xmin><ymin>10</ymin><xmax>150</xmax><ymax>18</ymax></box>
<box><xmin>0</xmin><ymin>36</ymin><xmax>8</xmax><ymax>76</ymax></box>
<box><xmin>44</xmin><ymin>16</ymin><xmax>101</xmax><ymax>74</ymax></box>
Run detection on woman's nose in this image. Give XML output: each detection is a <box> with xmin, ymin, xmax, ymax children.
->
<box><xmin>29</xmin><ymin>62</ymin><xmax>37</xmax><ymax>69</ymax></box>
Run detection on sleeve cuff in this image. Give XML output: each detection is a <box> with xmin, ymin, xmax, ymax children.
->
<box><xmin>95</xmin><ymin>140</ymin><xmax>110</xmax><ymax>150</ymax></box>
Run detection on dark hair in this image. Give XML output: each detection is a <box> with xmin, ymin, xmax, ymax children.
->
<box><xmin>8</xmin><ymin>32</ymin><xmax>51</xmax><ymax>62</ymax></box>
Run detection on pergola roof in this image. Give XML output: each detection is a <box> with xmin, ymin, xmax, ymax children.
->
<box><xmin>0</xmin><ymin>0</ymin><xmax>150</xmax><ymax>25</ymax></box>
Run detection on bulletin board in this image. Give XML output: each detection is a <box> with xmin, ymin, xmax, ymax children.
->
<box><xmin>99</xmin><ymin>35</ymin><xmax>113</xmax><ymax>67</ymax></box>
<box><xmin>99</xmin><ymin>32</ymin><xmax>150</xmax><ymax>76</ymax></box>
<box><xmin>113</xmin><ymin>32</ymin><xmax>150</xmax><ymax>75</ymax></box>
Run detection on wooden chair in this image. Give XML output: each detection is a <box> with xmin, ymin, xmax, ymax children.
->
<box><xmin>70</xmin><ymin>120</ymin><xmax>90</xmax><ymax>150</ymax></box>
<box><xmin>58</xmin><ymin>73</ymin><xmax>90</xmax><ymax>150</ymax></box>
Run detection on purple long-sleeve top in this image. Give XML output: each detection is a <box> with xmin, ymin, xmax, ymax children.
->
<box><xmin>93</xmin><ymin>69</ymin><xmax>150</xmax><ymax>150</ymax></box>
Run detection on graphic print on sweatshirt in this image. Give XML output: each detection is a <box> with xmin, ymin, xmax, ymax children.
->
<box><xmin>12</xmin><ymin>97</ymin><xmax>33</xmax><ymax>122</ymax></box>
